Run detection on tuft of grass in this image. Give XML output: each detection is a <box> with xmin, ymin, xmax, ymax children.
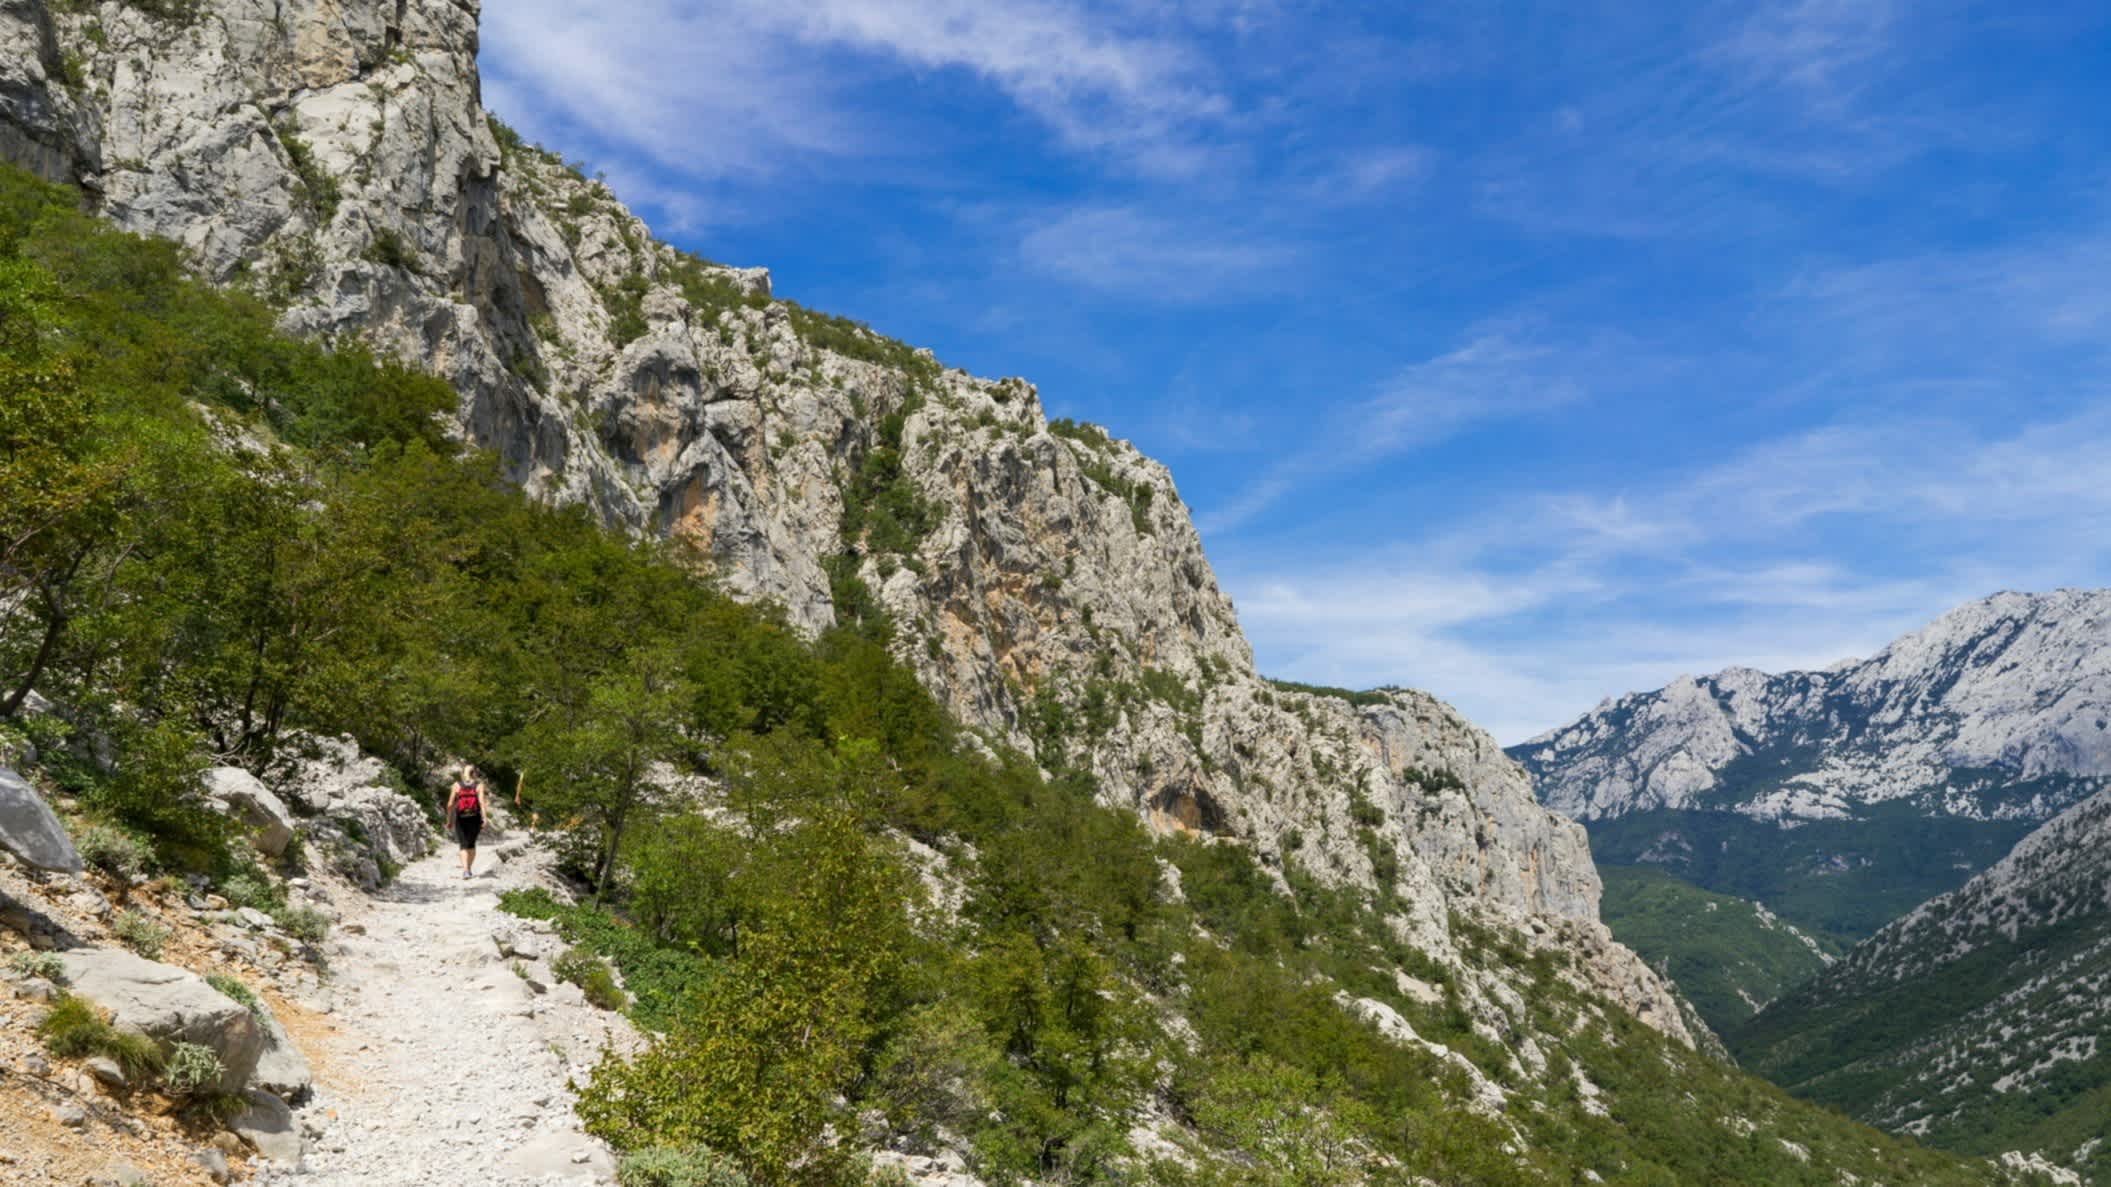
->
<box><xmin>217</xmin><ymin>871</ymin><xmax>282</xmax><ymax>912</ymax></box>
<box><xmin>617</xmin><ymin>1145</ymin><xmax>752</xmax><ymax>1187</ymax></box>
<box><xmin>38</xmin><ymin>994</ymin><xmax>164</xmax><ymax>1079</ymax></box>
<box><xmin>111</xmin><ymin>909</ymin><xmax>171</xmax><ymax>959</ymax></box>
<box><xmin>205</xmin><ymin>972</ymin><xmax>265</xmax><ymax>1017</ymax></box>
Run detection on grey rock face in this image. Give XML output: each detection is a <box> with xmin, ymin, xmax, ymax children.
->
<box><xmin>56</xmin><ymin>946</ymin><xmax>265</xmax><ymax>1094</ymax></box>
<box><xmin>252</xmin><ymin>1003</ymin><xmax>315</xmax><ymax>1101</ymax></box>
<box><xmin>0</xmin><ymin>0</ymin><xmax>98</xmax><ymax>184</ymax></box>
<box><xmin>233</xmin><ymin>1087</ymin><xmax>304</xmax><ymax>1164</ymax></box>
<box><xmin>0</xmin><ymin>766</ymin><xmax>80</xmax><ymax>872</ymax></box>
<box><xmin>203</xmin><ymin>766</ymin><xmax>296</xmax><ymax>857</ymax></box>
<box><xmin>268</xmin><ymin>733</ymin><xmax>434</xmax><ymax>886</ymax></box>
<box><xmin>1516</xmin><ymin>589</ymin><xmax>2111</xmax><ymax>825</ymax></box>
<box><xmin>0</xmin><ymin>0</ymin><xmax>1686</xmax><ymax>1043</ymax></box>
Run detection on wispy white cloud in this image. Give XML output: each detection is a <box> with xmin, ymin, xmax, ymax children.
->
<box><xmin>1017</xmin><ymin>205</ymin><xmax>1297</xmax><ymax>301</ymax></box>
<box><xmin>481</xmin><ymin>0</ymin><xmax>1237</xmax><ymax>198</ymax></box>
<box><xmin>1227</xmin><ymin>400</ymin><xmax>2111</xmax><ymax>743</ymax></box>
<box><xmin>1714</xmin><ymin>0</ymin><xmax>1899</xmax><ymax>103</ymax></box>
<box><xmin>1199</xmin><ymin>324</ymin><xmax>1606</xmax><ymax>533</ymax></box>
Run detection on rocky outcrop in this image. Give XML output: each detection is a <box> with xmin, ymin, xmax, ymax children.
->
<box><xmin>56</xmin><ymin>947</ymin><xmax>266</xmax><ymax>1094</ymax></box>
<box><xmin>268</xmin><ymin>733</ymin><xmax>435</xmax><ymax>887</ymax></box>
<box><xmin>232</xmin><ymin>1087</ymin><xmax>302</xmax><ymax>1163</ymax></box>
<box><xmin>202</xmin><ymin>767</ymin><xmax>295</xmax><ymax>858</ymax></box>
<box><xmin>0</xmin><ymin>0</ymin><xmax>1685</xmax><ymax>1043</ymax></box>
<box><xmin>1516</xmin><ymin>590</ymin><xmax>2111</xmax><ymax>825</ymax></box>
<box><xmin>0</xmin><ymin>766</ymin><xmax>80</xmax><ymax>872</ymax></box>
<box><xmin>0</xmin><ymin>0</ymin><xmax>98</xmax><ymax>185</ymax></box>
<box><xmin>251</xmin><ymin>1006</ymin><xmax>313</xmax><ymax>1102</ymax></box>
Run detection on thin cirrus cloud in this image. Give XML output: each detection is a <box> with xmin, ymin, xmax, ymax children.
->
<box><xmin>1198</xmin><ymin>326</ymin><xmax>1599</xmax><ymax>535</ymax></box>
<box><xmin>480</xmin><ymin>0</ymin><xmax>1232</xmax><ymax>186</ymax></box>
<box><xmin>1225</xmin><ymin>401</ymin><xmax>2111</xmax><ymax>742</ymax></box>
<box><xmin>1016</xmin><ymin>205</ymin><xmax>1297</xmax><ymax>302</ymax></box>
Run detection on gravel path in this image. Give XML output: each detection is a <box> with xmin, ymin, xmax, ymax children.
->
<box><xmin>249</xmin><ymin>827</ymin><xmax>634</xmax><ymax>1186</ymax></box>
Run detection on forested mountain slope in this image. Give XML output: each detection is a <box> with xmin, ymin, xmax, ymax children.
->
<box><xmin>1732</xmin><ymin>784</ymin><xmax>2111</xmax><ymax>1183</ymax></box>
<box><xmin>1596</xmin><ymin>865</ymin><xmax>1839</xmax><ymax>1033</ymax></box>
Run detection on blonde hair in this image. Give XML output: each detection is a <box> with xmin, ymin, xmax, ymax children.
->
<box><xmin>461</xmin><ymin>764</ymin><xmax>480</xmax><ymax>785</ymax></box>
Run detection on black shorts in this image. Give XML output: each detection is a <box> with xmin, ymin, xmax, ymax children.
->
<box><xmin>453</xmin><ymin>814</ymin><xmax>482</xmax><ymax>849</ymax></box>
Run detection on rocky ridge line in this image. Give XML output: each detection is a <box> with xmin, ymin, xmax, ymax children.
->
<box><xmin>1515</xmin><ymin>589</ymin><xmax>2111</xmax><ymax>825</ymax></box>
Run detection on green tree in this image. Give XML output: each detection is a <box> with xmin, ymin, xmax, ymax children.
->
<box><xmin>580</xmin><ymin>809</ymin><xmax>912</xmax><ymax>1187</ymax></box>
<box><xmin>515</xmin><ymin>644</ymin><xmax>695</xmax><ymax>899</ymax></box>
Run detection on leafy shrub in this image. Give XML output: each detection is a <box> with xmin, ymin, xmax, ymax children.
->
<box><xmin>7</xmin><ymin>950</ymin><xmax>66</xmax><ymax>981</ymax></box>
<box><xmin>617</xmin><ymin>1146</ymin><xmax>751</xmax><ymax>1187</ymax></box>
<box><xmin>275</xmin><ymin>125</ymin><xmax>342</xmax><ymax>223</ymax></box>
<box><xmin>161</xmin><ymin>1041</ymin><xmax>225</xmax><ymax>1095</ymax></box>
<box><xmin>1047</xmin><ymin>417</ymin><xmax>1112</xmax><ymax>450</ymax></box>
<box><xmin>86</xmin><ymin>718</ymin><xmax>228</xmax><ymax>872</ymax></box>
<box><xmin>111</xmin><ymin>909</ymin><xmax>170</xmax><ymax>959</ymax></box>
<box><xmin>271</xmin><ymin>905</ymin><xmax>330</xmax><ymax>945</ymax></box>
<box><xmin>205</xmin><ymin>972</ymin><xmax>264</xmax><ymax>1017</ymax></box>
<box><xmin>38</xmin><ymin>994</ymin><xmax>163</xmax><ymax>1078</ymax></box>
<box><xmin>1346</xmin><ymin>791</ymin><xmax>1386</xmax><ymax>828</ymax></box>
<box><xmin>75</xmin><ymin>824</ymin><xmax>152</xmax><ymax>880</ymax></box>
<box><xmin>362</xmin><ymin>226</ymin><xmax>420</xmax><ymax>273</ymax></box>
<box><xmin>785</xmin><ymin>301</ymin><xmax>940</xmax><ymax>381</ymax></box>
<box><xmin>1264</xmin><ymin>678</ymin><xmax>1399</xmax><ymax>709</ymax></box>
<box><xmin>553</xmin><ymin>947</ymin><xmax>626</xmax><ymax>1012</ymax></box>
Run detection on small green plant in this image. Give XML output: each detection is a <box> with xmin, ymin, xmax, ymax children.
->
<box><xmin>553</xmin><ymin>947</ymin><xmax>626</xmax><ymax>1012</ymax></box>
<box><xmin>58</xmin><ymin>48</ymin><xmax>87</xmax><ymax>91</ymax></box>
<box><xmin>161</xmin><ymin>1041</ymin><xmax>225</xmax><ymax>1095</ymax></box>
<box><xmin>276</xmin><ymin>124</ymin><xmax>342</xmax><ymax>223</ymax></box>
<box><xmin>111</xmin><ymin>909</ymin><xmax>171</xmax><ymax>959</ymax></box>
<box><xmin>264</xmin><ymin>231</ymin><xmax>325</xmax><ymax>301</ymax></box>
<box><xmin>205</xmin><ymin>972</ymin><xmax>264</xmax><ymax>1017</ymax></box>
<box><xmin>7</xmin><ymin>951</ymin><xmax>66</xmax><ymax>981</ymax></box>
<box><xmin>616</xmin><ymin>1146</ymin><xmax>752</xmax><ymax>1187</ymax></box>
<box><xmin>38</xmin><ymin>994</ymin><xmax>164</xmax><ymax>1079</ymax></box>
<box><xmin>271</xmin><ymin>905</ymin><xmax>331</xmax><ymax>945</ymax></box>
<box><xmin>362</xmin><ymin>226</ymin><xmax>420</xmax><ymax>272</ymax></box>
<box><xmin>217</xmin><ymin>871</ymin><xmax>281</xmax><ymax>911</ymax></box>
<box><xmin>75</xmin><ymin>824</ymin><xmax>152</xmax><ymax>880</ymax></box>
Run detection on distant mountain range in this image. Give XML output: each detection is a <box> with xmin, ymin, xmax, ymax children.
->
<box><xmin>1511</xmin><ymin>589</ymin><xmax>2111</xmax><ymax>940</ymax></box>
<box><xmin>1731</xmin><ymin>782</ymin><xmax>2111</xmax><ymax>1180</ymax></box>
<box><xmin>1516</xmin><ymin>589</ymin><xmax>2111</xmax><ymax>1178</ymax></box>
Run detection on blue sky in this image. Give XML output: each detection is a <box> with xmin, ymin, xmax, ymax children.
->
<box><xmin>480</xmin><ymin>0</ymin><xmax>2111</xmax><ymax>743</ymax></box>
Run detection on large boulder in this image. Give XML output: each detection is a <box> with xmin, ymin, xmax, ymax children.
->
<box><xmin>250</xmin><ymin>1005</ymin><xmax>313</xmax><ymax>1102</ymax></box>
<box><xmin>231</xmin><ymin>1088</ymin><xmax>302</xmax><ymax>1164</ymax></box>
<box><xmin>202</xmin><ymin>767</ymin><xmax>295</xmax><ymax>858</ymax></box>
<box><xmin>56</xmin><ymin>947</ymin><xmax>263</xmax><ymax>1094</ymax></box>
<box><xmin>0</xmin><ymin>766</ymin><xmax>81</xmax><ymax>873</ymax></box>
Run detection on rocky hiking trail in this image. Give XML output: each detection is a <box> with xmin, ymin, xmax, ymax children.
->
<box><xmin>249</xmin><ymin>826</ymin><xmax>636</xmax><ymax>1187</ymax></box>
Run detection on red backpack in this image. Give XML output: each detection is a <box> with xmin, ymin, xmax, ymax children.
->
<box><xmin>452</xmin><ymin>784</ymin><xmax>481</xmax><ymax>816</ymax></box>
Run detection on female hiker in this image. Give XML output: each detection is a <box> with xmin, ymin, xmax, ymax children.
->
<box><xmin>447</xmin><ymin>765</ymin><xmax>490</xmax><ymax>879</ymax></box>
